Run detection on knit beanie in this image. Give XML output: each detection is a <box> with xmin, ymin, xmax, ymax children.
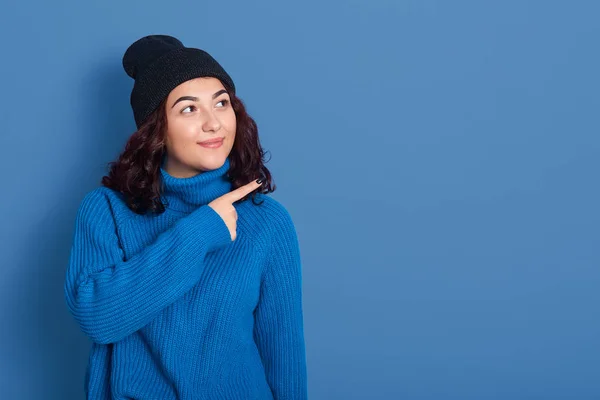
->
<box><xmin>122</xmin><ymin>34</ymin><xmax>236</xmax><ymax>128</ymax></box>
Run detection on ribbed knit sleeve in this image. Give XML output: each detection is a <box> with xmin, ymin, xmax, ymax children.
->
<box><xmin>252</xmin><ymin>201</ymin><xmax>308</xmax><ymax>400</ymax></box>
<box><xmin>64</xmin><ymin>189</ymin><xmax>232</xmax><ymax>345</ymax></box>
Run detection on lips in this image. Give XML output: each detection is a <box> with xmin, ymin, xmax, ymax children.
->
<box><xmin>198</xmin><ymin>137</ymin><xmax>224</xmax><ymax>145</ymax></box>
<box><xmin>198</xmin><ymin>137</ymin><xmax>225</xmax><ymax>149</ymax></box>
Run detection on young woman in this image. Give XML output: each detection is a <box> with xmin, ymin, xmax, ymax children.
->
<box><xmin>64</xmin><ymin>34</ymin><xmax>307</xmax><ymax>399</ymax></box>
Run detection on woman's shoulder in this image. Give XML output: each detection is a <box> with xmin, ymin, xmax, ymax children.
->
<box><xmin>252</xmin><ymin>194</ymin><xmax>302</xmax><ymax>269</ymax></box>
<box><xmin>79</xmin><ymin>185</ymin><xmax>126</xmax><ymax>208</ymax></box>
<box><xmin>253</xmin><ymin>193</ymin><xmax>298</xmax><ymax>237</ymax></box>
<box><xmin>75</xmin><ymin>186</ymin><xmax>129</xmax><ymax>224</ymax></box>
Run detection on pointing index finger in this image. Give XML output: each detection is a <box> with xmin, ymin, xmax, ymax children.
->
<box><xmin>227</xmin><ymin>179</ymin><xmax>263</xmax><ymax>203</ymax></box>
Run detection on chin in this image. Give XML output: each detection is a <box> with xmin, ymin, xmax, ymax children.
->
<box><xmin>195</xmin><ymin>153</ymin><xmax>228</xmax><ymax>171</ymax></box>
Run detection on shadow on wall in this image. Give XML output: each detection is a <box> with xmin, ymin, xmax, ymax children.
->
<box><xmin>13</xmin><ymin>58</ymin><xmax>135</xmax><ymax>399</ymax></box>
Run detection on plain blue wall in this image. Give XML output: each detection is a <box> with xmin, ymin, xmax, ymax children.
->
<box><xmin>1</xmin><ymin>1</ymin><xmax>598</xmax><ymax>399</ymax></box>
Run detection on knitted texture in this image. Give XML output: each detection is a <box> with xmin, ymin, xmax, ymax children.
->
<box><xmin>64</xmin><ymin>157</ymin><xmax>307</xmax><ymax>399</ymax></box>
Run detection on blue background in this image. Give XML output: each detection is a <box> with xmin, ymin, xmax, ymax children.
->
<box><xmin>1</xmin><ymin>1</ymin><xmax>598</xmax><ymax>399</ymax></box>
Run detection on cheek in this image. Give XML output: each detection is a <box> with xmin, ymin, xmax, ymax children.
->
<box><xmin>169</xmin><ymin>121</ymin><xmax>198</xmax><ymax>141</ymax></box>
<box><xmin>224</xmin><ymin>112</ymin><xmax>237</xmax><ymax>134</ymax></box>
<box><xmin>167</xmin><ymin>130</ymin><xmax>196</xmax><ymax>153</ymax></box>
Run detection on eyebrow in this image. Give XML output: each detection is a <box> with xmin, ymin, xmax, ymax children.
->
<box><xmin>171</xmin><ymin>89</ymin><xmax>229</xmax><ymax>109</ymax></box>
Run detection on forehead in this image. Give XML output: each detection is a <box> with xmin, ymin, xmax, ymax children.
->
<box><xmin>168</xmin><ymin>77</ymin><xmax>226</xmax><ymax>98</ymax></box>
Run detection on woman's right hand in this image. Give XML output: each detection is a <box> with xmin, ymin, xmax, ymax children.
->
<box><xmin>208</xmin><ymin>179</ymin><xmax>263</xmax><ymax>241</ymax></box>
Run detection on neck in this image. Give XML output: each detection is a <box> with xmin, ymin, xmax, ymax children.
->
<box><xmin>160</xmin><ymin>157</ymin><xmax>232</xmax><ymax>212</ymax></box>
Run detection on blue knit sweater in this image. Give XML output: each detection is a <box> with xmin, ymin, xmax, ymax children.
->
<box><xmin>64</xmin><ymin>157</ymin><xmax>307</xmax><ymax>399</ymax></box>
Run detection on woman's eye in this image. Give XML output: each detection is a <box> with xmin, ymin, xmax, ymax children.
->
<box><xmin>181</xmin><ymin>100</ymin><xmax>228</xmax><ymax>113</ymax></box>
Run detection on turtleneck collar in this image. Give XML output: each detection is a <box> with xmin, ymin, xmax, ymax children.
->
<box><xmin>160</xmin><ymin>157</ymin><xmax>232</xmax><ymax>213</ymax></box>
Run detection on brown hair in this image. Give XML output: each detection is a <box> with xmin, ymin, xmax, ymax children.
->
<box><xmin>101</xmin><ymin>88</ymin><xmax>275</xmax><ymax>215</ymax></box>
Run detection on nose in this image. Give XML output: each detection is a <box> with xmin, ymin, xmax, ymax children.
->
<box><xmin>202</xmin><ymin>111</ymin><xmax>221</xmax><ymax>132</ymax></box>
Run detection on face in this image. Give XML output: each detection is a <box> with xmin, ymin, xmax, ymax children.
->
<box><xmin>163</xmin><ymin>77</ymin><xmax>236</xmax><ymax>178</ymax></box>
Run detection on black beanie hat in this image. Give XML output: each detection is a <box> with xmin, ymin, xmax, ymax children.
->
<box><xmin>122</xmin><ymin>34</ymin><xmax>236</xmax><ymax>128</ymax></box>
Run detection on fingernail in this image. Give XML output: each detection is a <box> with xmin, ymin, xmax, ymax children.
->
<box><xmin>256</xmin><ymin>178</ymin><xmax>263</xmax><ymax>184</ymax></box>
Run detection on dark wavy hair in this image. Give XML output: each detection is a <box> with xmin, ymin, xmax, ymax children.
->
<box><xmin>101</xmin><ymin>87</ymin><xmax>276</xmax><ymax>215</ymax></box>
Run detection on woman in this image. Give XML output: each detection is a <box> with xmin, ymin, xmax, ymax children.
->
<box><xmin>64</xmin><ymin>34</ymin><xmax>307</xmax><ymax>399</ymax></box>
